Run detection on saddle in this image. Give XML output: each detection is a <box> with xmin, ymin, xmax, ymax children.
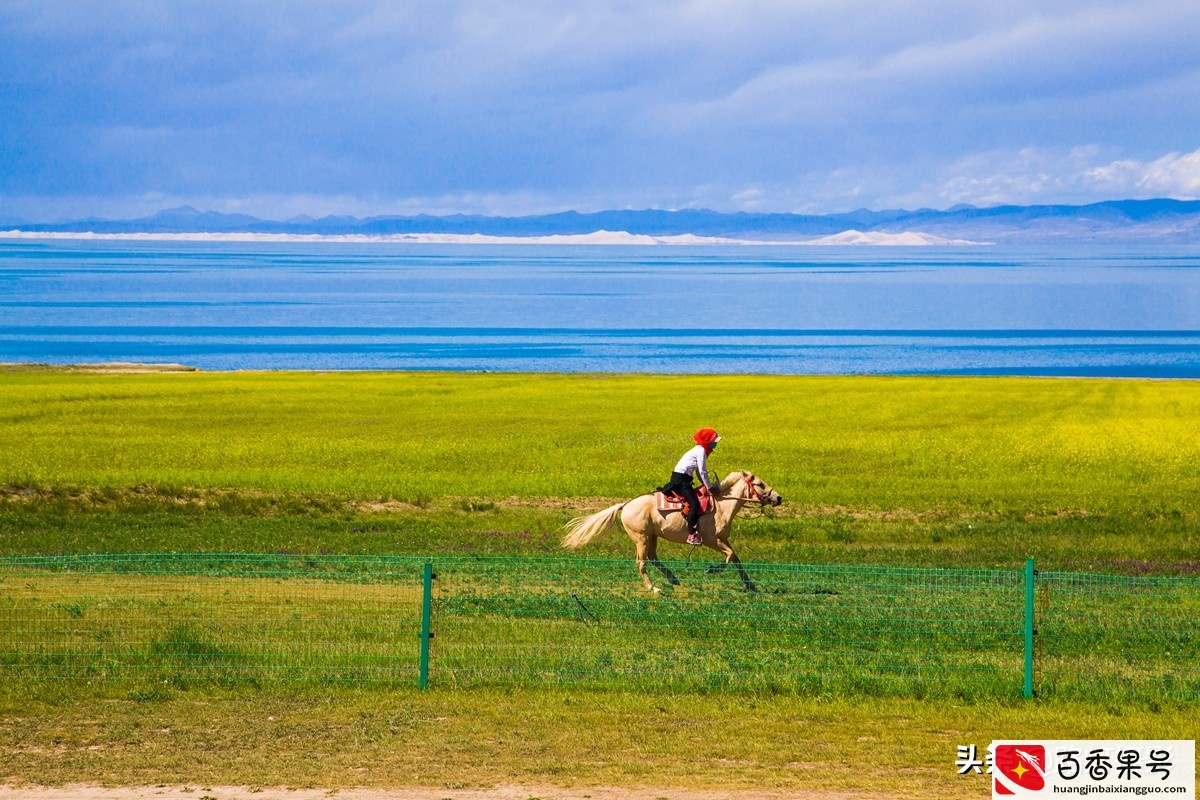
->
<box><xmin>655</xmin><ymin>485</ymin><xmax>715</xmax><ymax>516</ymax></box>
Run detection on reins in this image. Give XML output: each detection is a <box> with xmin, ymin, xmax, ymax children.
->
<box><xmin>676</xmin><ymin>472</ymin><xmax>772</xmax><ymax>565</ymax></box>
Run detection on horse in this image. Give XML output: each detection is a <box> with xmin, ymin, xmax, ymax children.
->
<box><xmin>562</xmin><ymin>470</ymin><xmax>783</xmax><ymax>593</ymax></box>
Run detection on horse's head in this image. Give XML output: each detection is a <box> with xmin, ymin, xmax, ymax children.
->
<box><xmin>730</xmin><ymin>471</ymin><xmax>783</xmax><ymax>506</ymax></box>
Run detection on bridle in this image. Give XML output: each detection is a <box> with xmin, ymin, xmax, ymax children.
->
<box><xmin>742</xmin><ymin>472</ymin><xmax>765</xmax><ymax>503</ymax></box>
<box><xmin>724</xmin><ymin>471</ymin><xmax>771</xmax><ymax>521</ymax></box>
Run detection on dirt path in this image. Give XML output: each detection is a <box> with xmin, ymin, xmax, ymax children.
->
<box><xmin>0</xmin><ymin>786</ymin><xmax>882</xmax><ymax>800</ymax></box>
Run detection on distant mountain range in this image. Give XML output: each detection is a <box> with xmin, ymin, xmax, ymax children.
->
<box><xmin>7</xmin><ymin>198</ymin><xmax>1200</xmax><ymax>242</ymax></box>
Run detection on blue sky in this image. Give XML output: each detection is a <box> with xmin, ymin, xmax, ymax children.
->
<box><xmin>2</xmin><ymin>1</ymin><xmax>1199</xmax><ymax>221</ymax></box>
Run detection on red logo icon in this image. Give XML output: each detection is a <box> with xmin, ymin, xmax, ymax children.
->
<box><xmin>994</xmin><ymin>744</ymin><xmax>1047</xmax><ymax>794</ymax></box>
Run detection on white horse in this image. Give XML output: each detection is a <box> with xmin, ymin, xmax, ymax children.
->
<box><xmin>562</xmin><ymin>470</ymin><xmax>783</xmax><ymax>593</ymax></box>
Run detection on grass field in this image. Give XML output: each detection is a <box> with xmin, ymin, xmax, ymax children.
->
<box><xmin>2</xmin><ymin>368</ymin><xmax>1199</xmax><ymax>572</ymax></box>
<box><xmin>1</xmin><ymin>367</ymin><xmax>1197</xmax><ymax>795</ymax></box>
<box><xmin>4</xmin><ymin>685</ymin><xmax>1197</xmax><ymax>798</ymax></box>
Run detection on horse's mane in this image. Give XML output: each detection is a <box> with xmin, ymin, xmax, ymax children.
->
<box><xmin>717</xmin><ymin>470</ymin><xmax>748</xmax><ymax>494</ymax></box>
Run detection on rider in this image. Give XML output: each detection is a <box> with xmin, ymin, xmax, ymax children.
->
<box><xmin>663</xmin><ymin>428</ymin><xmax>721</xmax><ymax>545</ymax></box>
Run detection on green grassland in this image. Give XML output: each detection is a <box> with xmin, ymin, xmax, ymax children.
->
<box><xmin>2</xmin><ymin>368</ymin><xmax>1198</xmax><ymax>794</ymax></box>
<box><xmin>2</xmin><ymin>368</ymin><xmax>1198</xmax><ymax>571</ymax></box>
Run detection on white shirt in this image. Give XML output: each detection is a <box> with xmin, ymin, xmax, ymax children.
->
<box><xmin>673</xmin><ymin>444</ymin><xmax>714</xmax><ymax>490</ymax></box>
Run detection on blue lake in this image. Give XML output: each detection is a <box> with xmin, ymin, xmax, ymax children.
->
<box><xmin>2</xmin><ymin>238</ymin><xmax>1200</xmax><ymax>376</ymax></box>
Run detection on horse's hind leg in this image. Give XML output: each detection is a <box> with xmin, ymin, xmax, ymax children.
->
<box><xmin>633</xmin><ymin>538</ymin><xmax>659</xmax><ymax>593</ymax></box>
<box><xmin>645</xmin><ymin>536</ymin><xmax>681</xmax><ymax>586</ymax></box>
<box><xmin>624</xmin><ymin>500</ymin><xmax>671</xmax><ymax>593</ymax></box>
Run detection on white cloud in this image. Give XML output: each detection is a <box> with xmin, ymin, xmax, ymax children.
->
<box><xmin>675</xmin><ymin>145</ymin><xmax>1200</xmax><ymax>213</ymax></box>
<box><xmin>4</xmin><ymin>1</ymin><xmax>1200</xmax><ymax>217</ymax></box>
<box><xmin>1086</xmin><ymin>150</ymin><xmax>1200</xmax><ymax>198</ymax></box>
<box><xmin>884</xmin><ymin>146</ymin><xmax>1200</xmax><ymax>209</ymax></box>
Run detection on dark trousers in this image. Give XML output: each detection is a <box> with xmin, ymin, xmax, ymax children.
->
<box><xmin>663</xmin><ymin>471</ymin><xmax>701</xmax><ymax>532</ymax></box>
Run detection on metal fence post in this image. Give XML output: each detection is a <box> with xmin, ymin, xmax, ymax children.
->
<box><xmin>1023</xmin><ymin>557</ymin><xmax>1035</xmax><ymax>698</ymax></box>
<box><xmin>419</xmin><ymin>561</ymin><xmax>433</xmax><ymax>690</ymax></box>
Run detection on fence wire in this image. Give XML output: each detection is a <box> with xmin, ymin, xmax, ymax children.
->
<box><xmin>1</xmin><ymin>553</ymin><xmax>425</xmax><ymax>686</ymax></box>
<box><xmin>429</xmin><ymin>557</ymin><xmax>1024</xmax><ymax>698</ymax></box>
<box><xmin>1</xmin><ymin>554</ymin><xmax>1197</xmax><ymax>701</ymax></box>
<box><xmin>1035</xmin><ymin>570</ymin><xmax>1200</xmax><ymax>702</ymax></box>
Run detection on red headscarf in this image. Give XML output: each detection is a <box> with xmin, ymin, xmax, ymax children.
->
<box><xmin>694</xmin><ymin>428</ymin><xmax>721</xmax><ymax>453</ymax></box>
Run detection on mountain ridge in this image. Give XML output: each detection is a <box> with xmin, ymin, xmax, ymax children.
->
<box><xmin>7</xmin><ymin>198</ymin><xmax>1200</xmax><ymax>242</ymax></box>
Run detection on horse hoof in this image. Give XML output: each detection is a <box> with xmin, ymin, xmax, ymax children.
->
<box><xmin>746</xmin><ymin>584</ymin><xmax>759</xmax><ymax>594</ymax></box>
<box><xmin>651</xmin><ymin>586</ymin><xmax>661</xmax><ymax>594</ymax></box>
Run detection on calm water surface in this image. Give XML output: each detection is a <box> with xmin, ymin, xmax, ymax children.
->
<box><xmin>2</xmin><ymin>239</ymin><xmax>1199</xmax><ymax>376</ymax></box>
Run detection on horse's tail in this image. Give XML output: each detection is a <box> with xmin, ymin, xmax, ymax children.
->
<box><xmin>562</xmin><ymin>502</ymin><xmax>625</xmax><ymax>549</ymax></box>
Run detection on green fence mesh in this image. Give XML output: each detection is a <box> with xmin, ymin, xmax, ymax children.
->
<box><xmin>1</xmin><ymin>554</ymin><xmax>1197</xmax><ymax>701</ymax></box>
<box><xmin>1</xmin><ymin>553</ymin><xmax>425</xmax><ymax>686</ymax></box>
<box><xmin>1035</xmin><ymin>570</ymin><xmax>1200</xmax><ymax>702</ymax></box>
<box><xmin>428</xmin><ymin>557</ymin><xmax>1025</xmax><ymax>698</ymax></box>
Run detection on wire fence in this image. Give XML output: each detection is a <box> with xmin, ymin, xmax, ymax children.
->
<box><xmin>1035</xmin><ymin>570</ymin><xmax>1200</xmax><ymax>702</ymax></box>
<box><xmin>0</xmin><ymin>553</ymin><xmax>423</xmax><ymax>686</ymax></box>
<box><xmin>428</xmin><ymin>557</ymin><xmax>1027</xmax><ymax>698</ymax></box>
<box><xmin>1</xmin><ymin>553</ymin><xmax>1196</xmax><ymax>701</ymax></box>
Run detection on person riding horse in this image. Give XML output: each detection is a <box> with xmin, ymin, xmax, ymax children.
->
<box><xmin>564</xmin><ymin>462</ymin><xmax>782</xmax><ymax>593</ymax></box>
<box><xmin>662</xmin><ymin>428</ymin><xmax>721</xmax><ymax>545</ymax></box>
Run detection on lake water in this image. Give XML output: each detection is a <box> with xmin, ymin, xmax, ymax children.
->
<box><xmin>2</xmin><ymin>238</ymin><xmax>1200</xmax><ymax>376</ymax></box>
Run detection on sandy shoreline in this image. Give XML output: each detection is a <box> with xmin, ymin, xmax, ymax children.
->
<box><xmin>0</xmin><ymin>229</ymin><xmax>983</xmax><ymax>246</ymax></box>
<box><xmin>0</xmin><ymin>363</ymin><xmax>200</xmax><ymax>373</ymax></box>
<box><xmin>0</xmin><ymin>787</ymin><xmax>877</xmax><ymax>800</ymax></box>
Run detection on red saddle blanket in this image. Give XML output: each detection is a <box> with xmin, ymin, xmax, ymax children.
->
<box><xmin>655</xmin><ymin>488</ymin><xmax>715</xmax><ymax>515</ymax></box>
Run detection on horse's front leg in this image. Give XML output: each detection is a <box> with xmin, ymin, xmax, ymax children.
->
<box><xmin>732</xmin><ymin>556</ymin><xmax>758</xmax><ymax>593</ymax></box>
<box><xmin>710</xmin><ymin>539</ymin><xmax>757</xmax><ymax>593</ymax></box>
